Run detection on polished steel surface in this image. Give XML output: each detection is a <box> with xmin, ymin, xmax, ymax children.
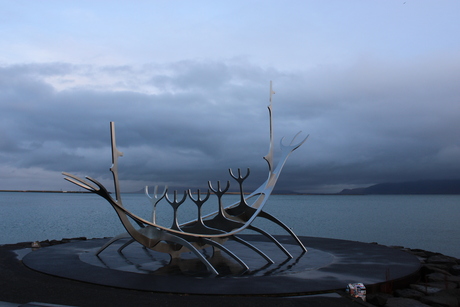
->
<box><xmin>63</xmin><ymin>83</ymin><xmax>308</xmax><ymax>275</ymax></box>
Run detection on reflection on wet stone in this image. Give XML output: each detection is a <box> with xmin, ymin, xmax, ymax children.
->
<box><xmin>80</xmin><ymin>238</ymin><xmax>334</xmax><ymax>277</ymax></box>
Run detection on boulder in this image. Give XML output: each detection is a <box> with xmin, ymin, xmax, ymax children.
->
<box><xmin>420</xmin><ymin>295</ymin><xmax>458</xmax><ymax>307</ymax></box>
<box><xmin>410</xmin><ymin>284</ymin><xmax>443</xmax><ymax>294</ymax></box>
<box><xmin>451</xmin><ymin>265</ymin><xmax>460</xmax><ymax>276</ymax></box>
<box><xmin>426</xmin><ymin>272</ymin><xmax>460</xmax><ymax>285</ymax></box>
<box><xmin>367</xmin><ymin>292</ymin><xmax>393</xmax><ymax>306</ymax></box>
<box><xmin>425</xmin><ymin>281</ymin><xmax>458</xmax><ymax>290</ymax></box>
<box><xmin>423</xmin><ymin>263</ymin><xmax>455</xmax><ymax>273</ymax></box>
<box><xmin>393</xmin><ymin>288</ymin><xmax>425</xmax><ymax>300</ymax></box>
<box><xmin>384</xmin><ymin>297</ymin><xmax>430</xmax><ymax>307</ymax></box>
<box><xmin>427</xmin><ymin>255</ymin><xmax>458</xmax><ymax>265</ymax></box>
<box><xmin>432</xmin><ymin>288</ymin><xmax>460</xmax><ymax>300</ymax></box>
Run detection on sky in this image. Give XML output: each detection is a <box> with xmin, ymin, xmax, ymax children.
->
<box><xmin>0</xmin><ymin>1</ymin><xmax>459</xmax><ymax>194</ymax></box>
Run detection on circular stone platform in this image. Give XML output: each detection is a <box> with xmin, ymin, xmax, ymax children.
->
<box><xmin>22</xmin><ymin>235</ymin><xmax>421</xmax><ymax>295</ymax></box>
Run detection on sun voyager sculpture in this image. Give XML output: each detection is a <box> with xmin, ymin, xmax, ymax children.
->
<box><xmin>63</xmin><ymin>82</ymin><xmax>308</xmax><ymax>276</ymax></box>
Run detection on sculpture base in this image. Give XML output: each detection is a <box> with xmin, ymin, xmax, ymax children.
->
<box><xmin>22</xmin><ymin>235</ymin><xmax>420</xmax><ymax>295</ymax></box>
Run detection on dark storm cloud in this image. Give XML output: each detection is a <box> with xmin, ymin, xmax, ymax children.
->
<box><xmin>1</xmin><ymin>56</ymin><xmax>459</xmax><ymax>193</ymax></box>
<box><xmin>279</xmin><ymin>55</ymin><xmax>460</xmax><ymax>191</ymax></box>
<box><xmin>0</xmin><ymin>61</ymin><xmax>273</xmax><ymax>191</ymax></box>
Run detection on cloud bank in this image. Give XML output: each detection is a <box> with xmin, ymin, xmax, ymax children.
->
<box><xmin>1</xmin><ymin>54</ymin><xmax>459</xmax><ymax>193</ymax></box>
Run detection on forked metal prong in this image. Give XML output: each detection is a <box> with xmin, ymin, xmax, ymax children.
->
<box><xmin>280</xmin><ymin>131</ymin><xmax>309</xmax><ymax>151</ymax></box>
<box><xmin>165</xmin><ymin>190</ymin><xmax>187</xmax><ymax>205</ymax></box>
<box><xmin>208</xmin><ymin>180</ymin><xmax>230</xmax><ymax>196</ymax></box>
<box><xmin>145</xmin><ymin>186</ymin><xmax>152</xmax><ymax>200</ymax></box>
<box><xmin>145</xmin><ymin>185</ymin><xmax>168</xmax><ymax>201</ymax></box>
<box><xmin>146</xmin><ymin>185</ymin><xmax>168</xmax><ymax>224</ymax></box>
<box><xmin>188</xmin><ymin>189</ymin><xmax>211</xmax><ymax>203</ymax></box>
<box><xmin>62</xmin><ymin>172</ymin><xmax>98</xmax><ymax>191</ymax></box>
<box><xmin>165</xmin><ymin>190</ymin><xmax>187</xmax><ymax>231</ymax></box>
<box><xmin>229</xmin><ymin>168</ymin><xmax>250</xmax><ymax>183</ymax></box>
<box><xmin>63</xmin><ymin>177</ymin><xmax>95</xmax><ymax>192</ymax></box>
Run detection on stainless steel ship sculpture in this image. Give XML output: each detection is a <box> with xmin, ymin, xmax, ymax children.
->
<box><xmin>63</xmin><ymin>83</ymin><xmax>308</xmax><ymax>275</ymax></box>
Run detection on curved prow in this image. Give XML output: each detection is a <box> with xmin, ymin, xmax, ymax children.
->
<box><xmin>62</xmin><ymin>172</ymin><xmax>157</xmax><ymax>249</ymax></box>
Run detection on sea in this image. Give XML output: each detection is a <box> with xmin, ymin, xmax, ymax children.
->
<box><xmin>1</xmin><ymin>192</ymin><xmax>459</xmax><ymax>258</ymax></box>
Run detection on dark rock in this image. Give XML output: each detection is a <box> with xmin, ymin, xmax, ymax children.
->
<box><xmin>367</xmin><ymin>292</ymin><xmax>393</xmax><ymax>306</ymax></box>
<box><xmin>428</xmin><ymin>289</ymin><xmax>460</xmax><ymax>307</ymax></box>
<box><xmin>384</xmin><ymin>297</ymin><xmax>430</xmax><ymax>307</ymax></box>
<box><xmin>15</xmin><ymin>241</ymin><xmax>34</xmax><ymax>247</ymax></box>
<box><xmin>63</xmin><ymin>237</ymin><xmax>87</xmax><ymax>241</ymax></box>
<box><xmin>410</xmin><ymin>251</ymin><xmax>428</xmax><ymax>259</ymax></box>
<box><xmin>420</xmin><ymin>295</ymin><xmax>458</xmax><ymax>307</ymax></box>
<box><xmin>409</xmin><ymin>249</ymin><xmax>430</xmax><ymax>258</ymax></box>
<box><xmin>49</xmin><ymin>240</ymin><xmax>61</xmax><ymax>245</ymax></box>
<box><xmin>424</xmin><ymin>281</ymin><xmax>458</xmax><ymax>291</ymax></box>
<box><xmin>426</xmin><ymin>272</ymin><xmax>460</xmax><ymax>285</ymax></box>
<box><xmin>423</xmin><ymin>263</ymin><xmax>454</xmax><ymax>274</ymax></box>
<box><xmin>432</xmin><ymin>288</ymin><xmax>460</xmax><ymax>298</ymax></box>
<box><xmin>393</xmin><ymin>288</ymin><xmax>425</xmax><ymax>300</ymax></box>
<box><xmin>427</xmin><ymin>255</ymin><xmax>458</xmax><ymax>265</ymax></box>
<box><xmin>410</xmin><ymin>284</ymin><xmax>443</xmax><ymax>294</ymax></box>
<box><xmin>39</xmin><ymin>240</ymin><xmax>51</xmax><ymax>247</ymax></box>
<box><xmin>451</xmin><ymin>265</ymin><xmax>460</xmax><ymax>276</ymax></box>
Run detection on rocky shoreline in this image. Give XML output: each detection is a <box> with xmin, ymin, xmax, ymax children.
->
<box><xmin>366</xmin><ymin>245</ymin><xmax>460</xmax><ymax>307</ymax></box>
<box><xmin>5</xmin><ymin>238</ymin><xmax>460</xmax><ymax>307</ymax></box>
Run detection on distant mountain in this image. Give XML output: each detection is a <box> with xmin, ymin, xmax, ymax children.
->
<box><xmin>339</xmin><ymin>179</ymin><xmax>460</xmax><ymax>195</ymax></box>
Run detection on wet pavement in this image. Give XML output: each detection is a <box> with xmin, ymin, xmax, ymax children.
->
<box><xmin>1</xmin><ymin>235</ymin><xmax>421</xmax><ymax>306</ymax></box>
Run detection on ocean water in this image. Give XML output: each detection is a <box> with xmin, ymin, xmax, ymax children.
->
<box><xmin>1</xmin><ymin>192</ymin><xmax>459</xmax><ymax>258</ymax></box>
